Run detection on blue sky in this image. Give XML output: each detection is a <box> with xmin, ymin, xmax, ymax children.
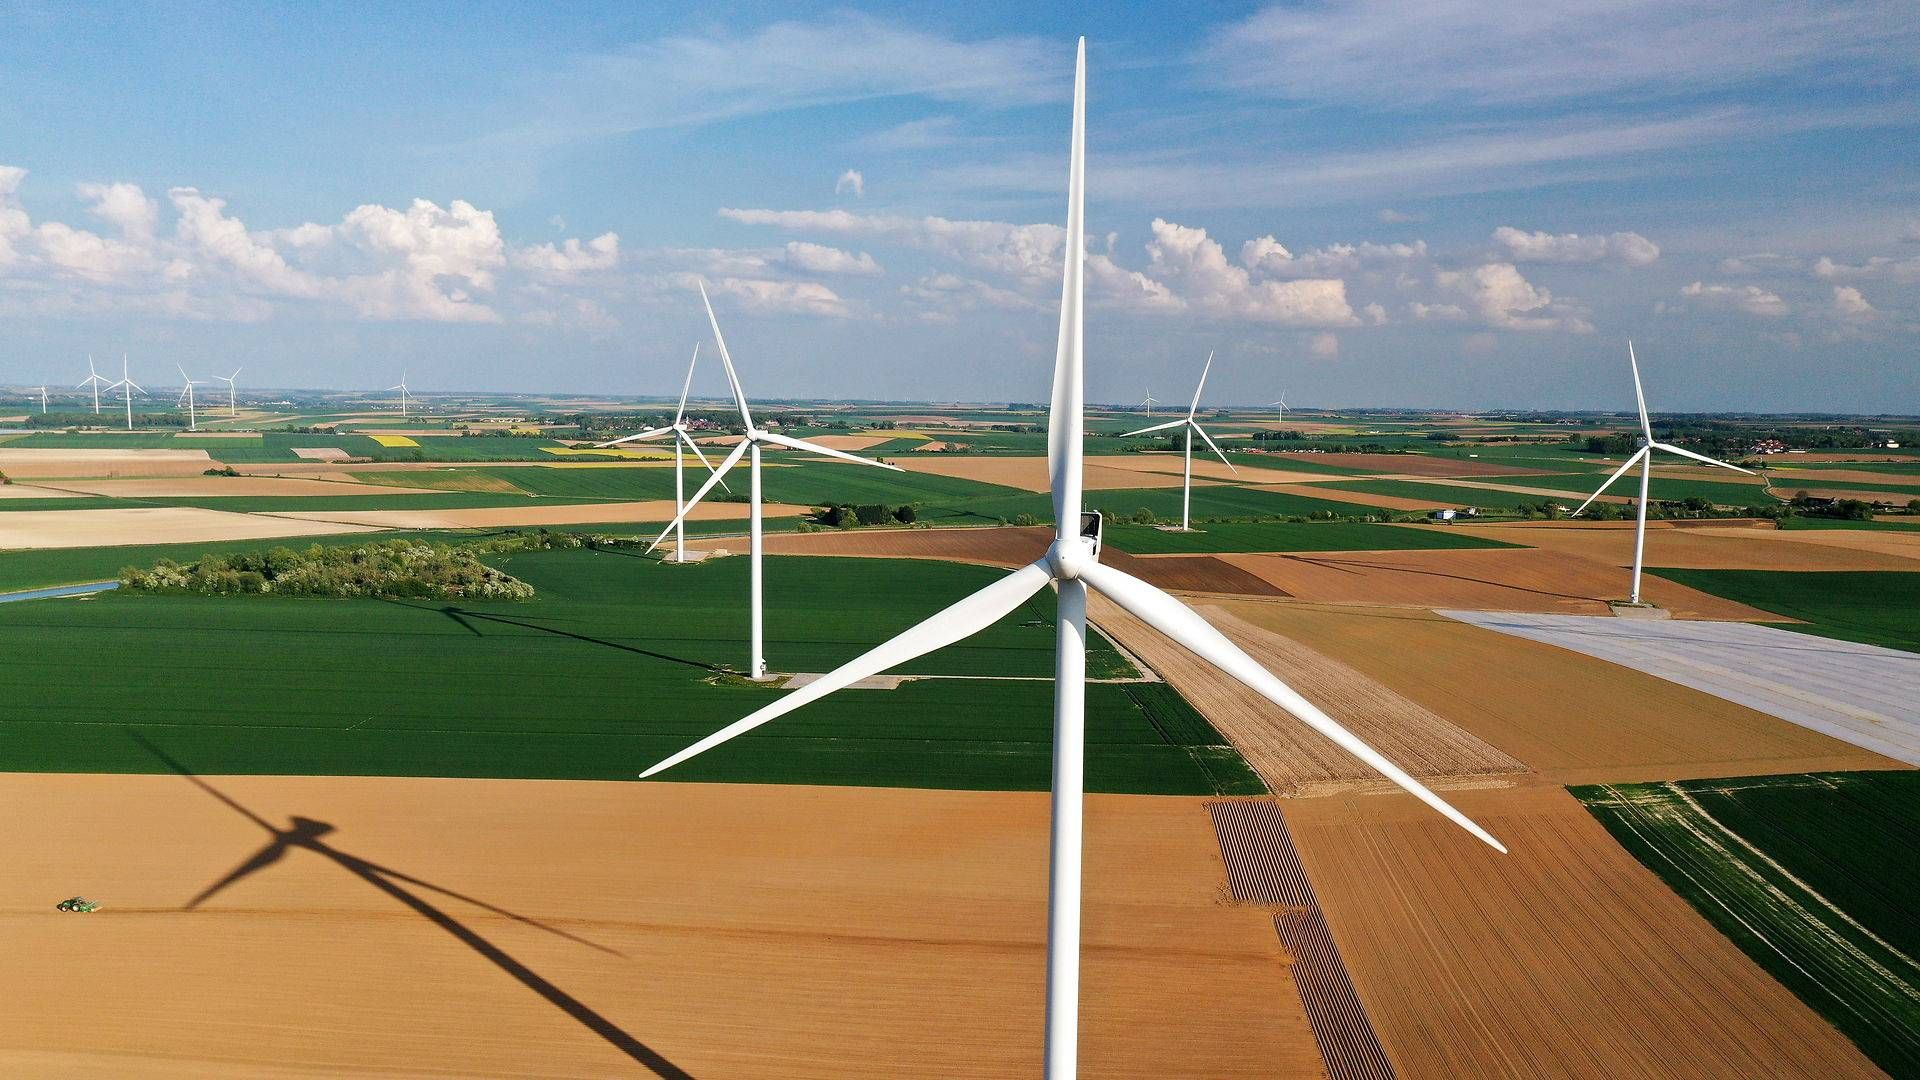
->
<box><xmin>1</xmin><ymin>2</ymin><xmax>1915</xmax><ymax>411</ymax></box>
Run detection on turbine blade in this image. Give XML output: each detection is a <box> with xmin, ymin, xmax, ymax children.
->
<box><xmin>1628</xmin><ymin>341</ymin><xmax>1651</xmax><ymax>440</ymax></box>
<box><xmin>1188</xmin><ymin>350</ymin><xmax>1214</xmax><ymax>418</ymax></box>
<box><xmin>642</xmin><ymin>560</ymin><xmax>1055</xmax><ymax>778</ymax></box>
<box><xmin>1191</xmin><ymin>422</ymin><xmax>1236</xmax><ymax>472</ymax></box>
<box><xmin>1046</xmin><ymin>38</ymin><xmax>1087</xmax><ymax>534</ymax></box>
<box><xmin>1652</xmin><ymin>442</ymin><xmax>1755</xmax><ymax>476</ymax></box>
<box><xmin>679</xmin><ymin>429</ymin><xmax>730</xmax><ymax>492</ymax></box>
<box><xmin>676</xmin><ymin>342</ymin><xmax>698</xmax><ymax>426</ymax></box>
<box><xmin>1569</xmin><ymin>448</ymin><xmax>1646</xmax><ymax>517</ymax></box>
<box><xmin>698</xmin><ymin>282</ymin><xmax>754</xmax><ymax>430</ymax></box>
<box><xmin>644</xmin><ymin>440</ymin><xmax>749</xmax><ymax>552</ymax></box>
<box><xmin>593</xmin><ymin>426</ymin><xmax>675</xmax><ymax>448</ymax></box>
<box><xmin>1119</xmin><ymin>418</ymin><xmax>1186</xmax><ymax>437</ymax></box>
<box><xmin>757</xmin><ymin>429</ymin><xmax>903</xmax><ymax>471</ymax></box>
<box><xmin>1079</xmin><ymin>561</ymin><xmax>1505</xmax><ymax>853</ymax></box>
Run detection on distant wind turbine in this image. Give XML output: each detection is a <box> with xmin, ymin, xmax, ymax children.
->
<box><xmin>216</xmin><ymin>368</ymin><xmax>241</xmax><ymax>417</ymax></box>
<box><xmin>1570</xmin><ymin>342</ymin><xmax>1754</xmax><ymax>605</ymax></box>
<box><xmin>593</xmin><ymin>343</ymin><xmax>729</xmax><ymax>564</ymax></box>
<box><xmin>1269</xmin><ymin>393</ymin><xmax>1288</xmax><ymax>423</ymax></box>
<box><xmin>33</xmin><ymin>386</ymin><xmax>47</xmax><ymax>414</ymax></box>
<box><xmin>78</xmin><ymin>355</ymin><xmax>110</xmax><ymax>415</ymax></box>
<box><xmin>176</xmin><ymin>366</ymin><xmax>202</xmax><ymax>431</ymax></box>
<box><xmin>636</xmin><ymin>41</ymin><xmax>1503</xmax><ymax>1080</ymax></box>
<box><xmin>1119</xmin><ymin>352</ymin><xmax>1236</xmax><ymax>531</ymax></box>
<box><xmin>1139</xmin><ymin>389</ymin><xmax>1157</xmax><ymax>412</ymax></box>
<box><xmin>106</xmin><ymin>354</ymin><xmax>143</xmax><ymax>431</ymax></box>
<box><xmin>646</xmin><ymin>281</ymin><xmax>903</xmax><ymax>681</ymax></box>
<box><xmin>387</xmin><ymin>373</ymin><xmax>413</xmax><ymax>418</ymax></box>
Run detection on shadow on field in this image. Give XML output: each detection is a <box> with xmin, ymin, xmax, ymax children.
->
<box><xmin>133</xmin><ymin>733</ymin><xmax>695</xmax><ymax>1079</ymax></box>
<box><xmin>383</xmin><ymin>600</ymin><xmax>722</xmax><ymax>674</ymax></box>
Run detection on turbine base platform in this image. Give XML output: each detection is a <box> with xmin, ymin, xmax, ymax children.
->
<box><xmin>1609</xmin><ymin>602</ymin><xmax>1672</xmax><ymax>620</ymax></box>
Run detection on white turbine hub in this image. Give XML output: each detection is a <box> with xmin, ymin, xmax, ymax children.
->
<box><xmin>1046</xmin><ymin>536</ymin><xmax>1097</xmax><ymax>581</ymax></box>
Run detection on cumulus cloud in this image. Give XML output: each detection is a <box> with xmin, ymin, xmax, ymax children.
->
<box><xmin>783</xmin><ymin>240</ymin><xmax>880</xmax><ymax>276</ymax></box>
<box><xmin>1492</xmin><ymin>226</ymin><xmax>1659</xmax><ymax>266</ymax></box>
<box><xmin>79</xmin><ymin>181</ymin><xmax>159</xmax><ymax>242</ymax></box>
<box><xmin>834</xmin><ymin>169</ymin><xmax>865</xmax><ymax>198</ymax></box>
<box><xmin>721</xmin><ymin>206</ymin><xmax>1065</xmax><ymax>282</ymax></box>
<box><xmin>1814</xmin><ymin>254</ymin><xmax>1920</xmax><ymax>283</ymax></box>
<box><xmin>1241</xmin><ymin>235</ymin><xmax>1426</xmax><ymax>278</ymax></box>
<box><xmin>1436</xmin><ymin>262</ymin><xmax>1593</xmax><ymax>331</ymax></box>
<box><xmin>1681</xmin><ymin>280</ymin><xmax>1789</xmax><ymax>317</ymax></box>
<box><xmin>705</xmin><ymin>275</ymin><xmax>850</xmax><ymax>318</ymax></box>
<box><xmin>1832</xmin><ymin>285</ymin><xmax>1875</xmax><ymax>318</ymax></box>
<box><xmin>511</xmin><ymin>232</ymin><xmax>620</xmax><ymax>275</ymax></box>
<box><xmin>1145</xmin><ymin>218</ymin><xmax>1359</xmax><ymax>325</ymax></box>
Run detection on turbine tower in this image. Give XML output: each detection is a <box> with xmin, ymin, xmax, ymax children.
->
<box><xmin>638</xmin><ymin>40</ymin><xmax>1503</xmax><ymax>1080</ymax></box>
<box><xmin>646</xmin><ymin>281</ymin><xmax>904</xmax><ymax>681</ymax></box>
<box><xmin>176</xmin><ymin>366</ymin><xmax>202</xmax><ymax>431</ymax></box>
<box><xmin>592</xmin><ymin>343</ymin><xmax>729</xmax><ymax>564</ymax></box>
<box><xmin>1269</xmin><ymin>393</ymin><xmax>1288</xmax><ymax>423</ymax></box>
<box><xmin>217</xmin><ymin>368</ymin><xmax>241</xmax><ymax>417</ymax></box>
<box><xmin>387</xmin><ymin>373</ymin><xmax>413</xmax><ymax>418</ymax></box>
<box><xmin>33</xmin><ymin>386</ymin><xmax>47</xmax><ymax>414</ymax></box>
<box><xmin>1569</xmin><ymin>342</ymin><xmax>1754</xmax><ymax>605</ymax></box>
<box><xmin>78</xmin><ymin>355</ymin><xmax>110</xmax><ymax>415</ymax></box>
<box><xmin>1139</xmin><ymin>389</ymin><xmax>1157</xmax><ymax>413</ymax></box>
<box><xmin>106</xmin><ymin>354</ymin><xmax>143</xmax><ymax>431</ymax></box>
<box><xmin>1119</xmin><ymin>352</ymin><xmax>1237</xmax><ymax>531</ymax></box>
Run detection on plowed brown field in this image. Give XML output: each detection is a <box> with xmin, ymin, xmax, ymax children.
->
<box><xmin>1421</xmin><ymin>522</ymin><xmax>1920</xmax><ymax>570</ymax></box>
<box><xmin>0</xmin><ymin>774</ymin><xmax>1318</xmax><ymax>1079</ymax></box>
<box><xmin>1209</xmin><ymin>600</ymin><xmax>1904</xmax><ymax>784</ymax></box>
<box><xmin>1284</xmin><ymin>785</ymin><xmax>1886</xmax><ymax>1080</ymax></box>
<box><xmin>1272</xmin><ymin>454</ymin><xmax>1549</xmax><ymax>478</ymax></box>
<box><xmin>1089</xmin><ymin>596</ymin><xmax>1524</xmax><ymax>792</ymax></box>
<box><xmin>0</xmin><ymin>507</ymin><xmax>380</xmax><ymax>550</ymax></box>
<box><xmin>1217</xmin><ymin>548</ymin><xmax>1776</xmax><ymax>618</ymax></box>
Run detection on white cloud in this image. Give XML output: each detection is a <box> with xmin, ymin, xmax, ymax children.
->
<box><xmin>1146</xmin><ymin>218</ymin><xmax>1359</xmax><ymax>325</ymax></box>
<box><xmin>783</xmin><ymin>240</ymin><xmax>880</xmax><ymax>276</ymax></box>
<box><xmin>1832</xmin><ymin>285</ymin><xmax>1875</xmax><ymax>318</ymax></box>
<box><xmin>834</xmin><ymin>169</ymin><xmax>865</xmax><ymax>198</ymax></box>
<box><xmin>720</xmin><ymin>206</ymin><xmax>1064</xmax><ymax>282</ymax></box>
<box><xmin>1409</xmin><ymin>301</ymin><xmax>1468</xmax><ymax>321</ymax></box>
<box><xmin>706</xmin><ymin>275</ymin><xmax>850</xmax><ymax>318</ymax></box>
<box><xmin>511</xmin><ymin>232</ymin><xmax>620</xmax><ymax>275</ymax></box>
<box><xmin>1436</xmin><ymin>262</ymin><xmax>1593</xmax><ymax>331</ymax></box>
<box><xmin>78</xmin><ymin>181</ymin><xmax>158</xmax><ymax>242</ymax></box>
<box><xmin>1492</xmin><ymin>226</ymin><xmax>1659</xmax><ymax>266</ymax></box>
<box><xmin>1681</xmin><ymin>280</ymin><xmax>1789</xmax><ymax>317</ymax></box>
<box><xmin>1310</xmin><ymin>332</ymin><xmax>1340</xmax><ymax>359</ymax></box>
<box><xmin>899</xmin><ymin>272</ymin><xmax>1042</xmax><ymax>319</ymax></box>
<box><xmin>1377</xmin><ymin>208</ymin><xmax>1425</xmax><ymax>224</ymax></box>
<box><xmin>1242</xmin><ymin>235</ymin><xmax>1427</xmax><ymax>277</ymax></box>
<box><xmin>1814</xmin><ymin>254</ymin><xmax>1920</xmax><ymax>283</ymax></box>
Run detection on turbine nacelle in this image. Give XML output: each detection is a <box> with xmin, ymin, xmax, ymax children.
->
<box><xmin>1045</xmin><ymin>536</ymin><xmax>1098</xmax><ymax>581</ymax></box>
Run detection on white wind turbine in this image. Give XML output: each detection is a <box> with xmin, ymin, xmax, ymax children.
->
<box><xmin>637</xmin><ymin>40</ymin><xmax>1504</xmax><ymax>1079</ymax></box>
<box><xmin>216</xmin><ymin>368</ymin><xmax>241</xmax><ymax>417</ymax></box>
<box><xmin>106</xmin><ymin>354</ymin><xmax>144</xmax><ymax>431</ymax></box>
<box><xmin>1139</xmin><ymin>389</ymin><xmax>1157</xmax><ymax>413</ymax></box>
<box><xmin>1269</xmin><ymin>393</ymin><xmax>1288</xmax><ymax>423</ymax></box>
<box><xmin>592</xmin><ymin>343</ymin><xmax>729</xmax><ymax>564</ymax></box>
<box><xmin>1119</xmin><ymin>352</ymin><xmax>1236</xmax><ymax>531</ymax></box>
<box><xmin>646</xmin><ymin>281</ymin><xmax>905</xmax><ymax>680</ymax></box>
<box><xmin>78</xmin><ymin>355</ymin><xmax>110</xmax><ymax>415</ymax></box>
<box><xmin>33</xmin><ymin>386</ymin><xmax>48</xmax><ymax>414</ymax></box>
<box><xmin>176</xmin><ymin>365</ymin><xmax>202</xmax><ymax>431</ymax></box>
<box><xmin>1570</xmin><ymin>341</ymin><xmax>1754</xmax><ymax>605</ymax></box>
<box><xmin>387</xmin><ymin>372</ymin><xmax>413</xmax><ymax>418</ymax></box>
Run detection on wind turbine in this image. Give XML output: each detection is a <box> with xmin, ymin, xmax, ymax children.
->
<box><xmin>1569</xmin><ymin>341</ymin><xmax>1754</xmax><ymax>605</ymax></box>
<box><xmin>33</xmin><ymin>386</ymin><xmax>47</xmax><ymax>414</ymax></box>
<box><xmin>1269</xmin><ymin>393</ymin><xmax>1287</xmax><ymax>423</ymax></box>
<box><xmin>1139</xmin><ymin>389</ymin><xmax>1157</xmax><ymax>413</ymax></box>
<box><xmin>78</xmin><ymin>355</ymin><xmax>110</xmax><ymax>415</ymax></box>
<box><xmin>216</xmin><ymin>368</ymin><xmax>241</xmax><ymax>417</ymax></box>
<box><xmin>636</xmin><ymin>40</ymin><xmax>1504</xmax><ymax>1079</ymax></box>
<box><xmin>176</xmin><ymin>365</ymin><xmax>202</xmax><ymax>431</ymax></box>
<box><xmin>645</xmin><ymin>281</ymin><xmax>905</xmax><ymax>681</ymax></box>
<box><xmin>1119</xmin><ymin>352</ymin><xmax>1236</xmax><ymax>531</ymax></box>
<box><xmin>592</xmin><ymin>343</ymin><xmax>729</xmax><ymax>564</ymax></box>
<box><xmin>106</xmin><ymin>354</ymin><xmax>143</xmax><ymax>431</ymax></box>
<box><xmin>387</xmin><ymin>372</ymin><xmax>413</xmax><ymax>418</ymax></box>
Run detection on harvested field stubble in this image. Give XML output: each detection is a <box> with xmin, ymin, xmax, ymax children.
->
<box><xmin>1217</xmin><ymin>548</ymin><xmax>1777</xmax><ymax>618</ymax></box>
<box><xmin>0</xmin><ymin>506</ymin><xmax>381</xmax><ymax>550</ymax></box>
<box><xmin>1092</xmin><ymin>596</ymin><xmax>1524</xmax><ymax>791</ymax></box>
<box><xmin>1424</xmin><ymin>522</ymin><xmax>1920</xmax><ymax>571</ymax></box>
<box><xmin>1211</xmin><ymin>600</ymin><xmax>1904</xmax><ymax>784</ymax></box>
<box><xmin>0</xmin><ymin>775</ymin><xmax>1320</xmax><ymax>1079</ymax></box>
<box><xmin>1286</xmin><ymin>785</ymin><xmax>1887</xmax><ymax>1080</ymax></box>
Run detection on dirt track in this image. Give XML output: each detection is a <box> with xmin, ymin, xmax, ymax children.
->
<box><xmin>1091</xmin><ymin>595</ymin><xmax>1525</xmax><ymax>791</ymax></box>
<box><xmin>1210</xmin><ymin>600</ymin><xmax>1906</xmax><ymax>785</ymax></box>
<box><xmin>1217</xmin><ymin>548</ymin><xmax>1778</xmax><ymax>618</ymax></box>
<box><xmin>0</xmin><ymin>775</ymin><xmax>1318</xmax><ymax>1079</ymax></box>
<box><xmin>1284</xmin><ymin>785</ymin><xmax>1886</xmax><ymax>1080</ymax></box>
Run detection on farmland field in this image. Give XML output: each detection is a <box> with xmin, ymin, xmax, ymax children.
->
<box><xmin>1650</xmin><ymin>569</ymin><xmax>1920</xmax><ymax>652</ymax></box>
<box><xmin>1575</xmin><ymin>773</ymin><xmax>1920</xmax><ymax>1078</ymax></box>
<box><xmin>0</xmin><ymin>549</ymin><xmax>1261</xmax><ymax>795</ymax></box>
<box><xmin>1103</xmin><ymin>521</ymin><xmax>1517</xmax><ymax>554</ymax></box>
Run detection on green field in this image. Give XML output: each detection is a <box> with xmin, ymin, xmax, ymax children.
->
<box><xmin>1574</xmin><ymin>773</ymin><xmax>1920</xmax><ymax>1078</ymax></box>
<box><xmin>1649</xmin><ymin>568</ymin><xmax>1920</xmax><ymax>652</ymax></box>
<box><xmin>0</xmin><ymin>550</ymin><xmax>1261</xmax><ymax>795</ymax></box>
<box><xmin>1102</xmin><ymin>520</ymin><xmax>1518</xmax><ymax>554</ymax></box>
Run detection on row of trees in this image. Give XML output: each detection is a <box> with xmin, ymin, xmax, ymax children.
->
<box><xmin>808</xmin><ymin>502</ymin><xmax>918</xmax><ymax>528</ymax></box>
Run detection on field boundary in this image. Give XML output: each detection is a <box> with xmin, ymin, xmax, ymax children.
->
<box><xmin>1207</xmin><ymin>800</ymin><xmax>1395</xmax><ymax>1079</ymax></box>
